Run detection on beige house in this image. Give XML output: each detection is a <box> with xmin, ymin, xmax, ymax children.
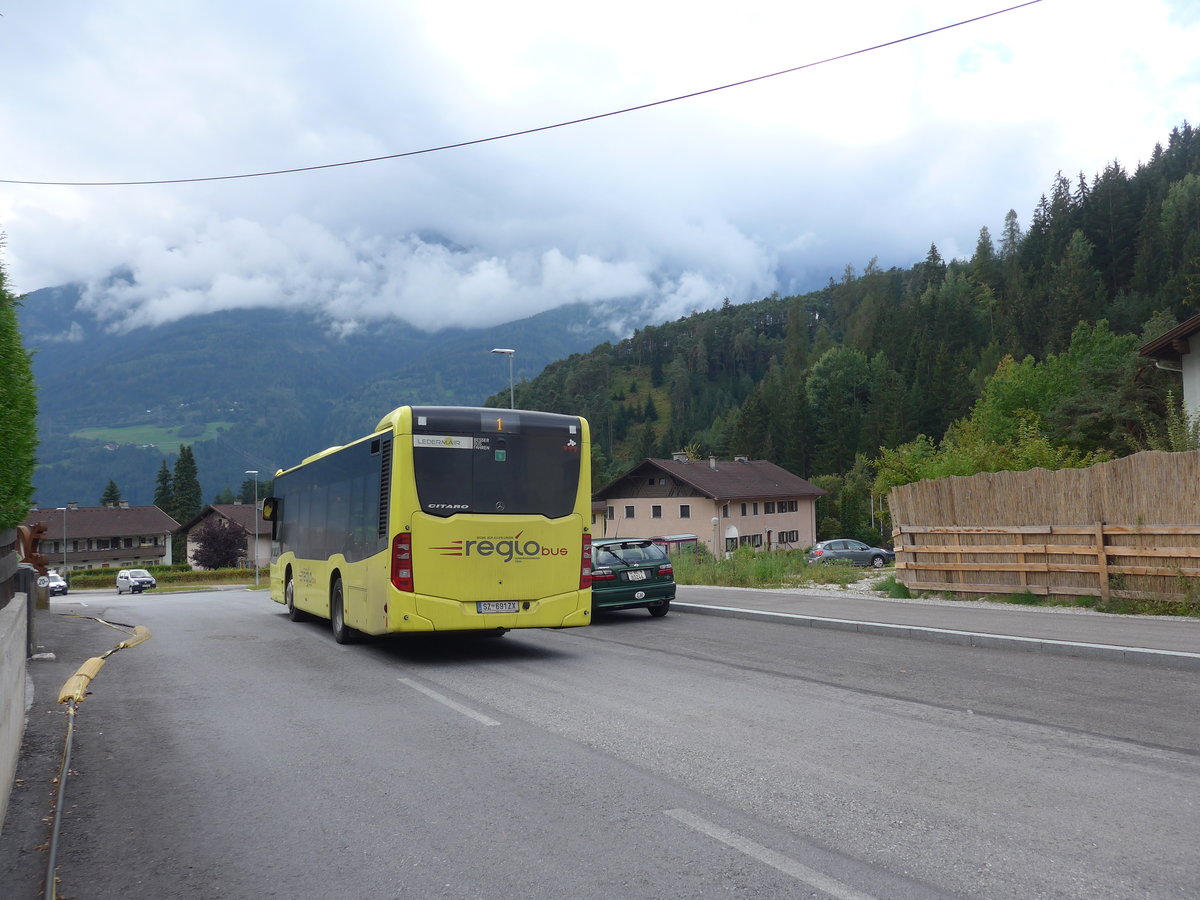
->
<box><xmin>594</xmin><ymin>455</ymin><xmax>825</xmax><ymax>555</ymax></box>
<box><xmin>22</xmin><ymin>503</ymin><xmax>179</xmax><ymax>572</ymax></box>
<box><xmin>176</xmin><ymin>503</ymin><xmax>268</xmax><ymax>569</ymax></box>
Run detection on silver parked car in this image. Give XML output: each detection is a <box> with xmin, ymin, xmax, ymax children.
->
<box><xmin>807</xmin><ymin>539</ymin><xmax>895</xmax><ymax>568</ymax></box>
<box><xmin>116</xmin><ymin>568</ymin><xmax>157</xmax><ymax>594</ymax></box>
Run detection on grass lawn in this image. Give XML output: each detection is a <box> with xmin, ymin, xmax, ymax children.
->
<box><xmin>73</xmin><ymin>421</ymin><xmax>235</xmax><ymax>453</ymax></box>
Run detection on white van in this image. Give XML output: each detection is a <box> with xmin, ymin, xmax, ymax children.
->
<box><xmin>116</xmin><ymin>569</ymin><xmax>157</xmax><ymax>594</ymax></box>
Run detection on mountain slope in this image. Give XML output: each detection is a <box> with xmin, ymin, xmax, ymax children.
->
<box><xmin>19</xmin><ymin>285</ymin><xmax>628</xmax><ymax>506</ymax></box>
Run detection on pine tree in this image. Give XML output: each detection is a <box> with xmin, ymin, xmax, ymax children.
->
<box><xmin>100</xmin><ymin>480</ymin><xmax>122</xmax><ymax>506</ymax></box>
<box><xmin>154</xmin><ymin>459</ymin><xmax>174</xmax><ymax>512</ymax></box>
<box><xmin>171</xmin><ymin>444</ymin><xmax>202</xmax><ymax>523</ymax></box>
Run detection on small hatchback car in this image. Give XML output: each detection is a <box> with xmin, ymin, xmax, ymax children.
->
<box><xmin>591</xmin><ymin>538</ymin><xmax>675</xmax><ymax>617</ymax></box>
<box><xmin>116</xmin><ymin>568</ymin><xmax>157</xmax><ymax>594</ymax></box>
<box><xmin>47</xmin><ymin>572</ymin><xmax>68</xmax><ymax>596</ymax></box>
<box><xmin>807</xmin><ymin>539</ymin><xmax>895</xmax><ymax>568</ymax></box>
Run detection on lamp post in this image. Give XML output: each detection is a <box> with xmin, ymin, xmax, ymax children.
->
<box><xmin>56</xmin><ymin>507</ymin><xmax>68</xmax><ymax>572</ymax></box>
<box><xmin>491</xmin><ymin>348</ymin><xmax>515</xmax><ymax>409</ymax></box>
<box><xmin>711</xmin><ymin>516</ymin><xmax>720</xmax><ymax>561</ymax></box>
<box><xmin>245</xmin><ymin>470</ymin><xmax>259</xmax><ymax>586</ymax></box>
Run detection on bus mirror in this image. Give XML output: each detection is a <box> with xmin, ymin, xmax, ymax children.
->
<box><xmin>262</xmin><ymin>498</ymin><xmax>279</xmax><ymax>522</ymax></box>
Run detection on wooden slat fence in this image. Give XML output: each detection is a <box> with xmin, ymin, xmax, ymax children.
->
<box><xmin>888</xmin><ymin>451</ymin><xmax>1200</xmax><ymax>604</ymax></box>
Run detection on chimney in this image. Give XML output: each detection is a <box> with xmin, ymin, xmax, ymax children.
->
<box><xmin>709</xmin><ymin>456</ymin><xmax>718</xmax><ymax>470</ymax></box>
<box><xmin>734</xmin><ymin>455</ymin><xmax>749</xmax><ymax>464</ymax></box>
<box><xmin>68</xmin><ymin>501</ymin><xmax>78</xmax><ymax>510</ymax></box>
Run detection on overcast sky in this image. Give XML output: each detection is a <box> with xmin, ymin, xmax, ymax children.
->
<box><xmin>2</xmin><ymin>1</ymin><xmax>1198</xmax><ymax>335</ymax></box>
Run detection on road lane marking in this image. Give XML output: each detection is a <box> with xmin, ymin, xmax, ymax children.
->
<box><xmin>673</xmin><ymin>602</ymin><xmax>1200</xmax><ymax>670</ymax></box>
<box><xmin>398</xmin><ymin>677</ymin><xmax>501</xmax><ymax>726</ymax></box>
<box><xmin>665</xmin><ymin>808</ymin><xmax>879</xmax><ymax>900</ymax></box>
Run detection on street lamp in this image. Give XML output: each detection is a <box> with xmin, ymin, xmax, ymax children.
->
<box><xmin>491</xmin><ymin>348</ymin><xmax>515</xmax><ymax>409</ymax></box>
<box><xmin>245</xmin><ymin>470</ymin><xmax>259</xmax><ymax>586</ymax></box>
<box><xmin>56</xmin><ymin>507</ymin><xmax>67</xmax><ymax>572</ymax></box>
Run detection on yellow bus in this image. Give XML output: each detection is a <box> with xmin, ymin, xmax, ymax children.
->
<box><xmin>263</xmin><ymin>405</ymin><xmax>593</xmax><ymax>642</ymax></box>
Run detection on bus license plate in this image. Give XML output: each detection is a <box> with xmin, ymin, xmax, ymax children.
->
<box><xmin>477</xmin><ymin>601</ymin><xmax>518</xmax><ymax>613</ymax></box>
<box><xmin>627</xmin><ymin>570</ymin><xmax>648</xmax><ymax>581</ymax></box>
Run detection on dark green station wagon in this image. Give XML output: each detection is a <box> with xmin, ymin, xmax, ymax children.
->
<box><xmin>591</xmin><ymin>538</ymin><xmax>675</xmax><ymax>617</ymax></box>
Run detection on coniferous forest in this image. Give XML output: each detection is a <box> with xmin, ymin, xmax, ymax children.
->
<box><xmin>498</xmin><ymin>123</ymin><xmax>1200</xmax><ymax>543</ymax></box>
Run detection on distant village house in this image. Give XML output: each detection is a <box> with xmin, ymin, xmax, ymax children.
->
<box><xmin>176</xmin><ymin>503</ymin><xmax>269</xmax><ymax>570</ymax></box>
<box><xmin>22</xmin><ymin>503</ymin><xmax>180</xmax><ymax>572</ymax></box>
<box><xmin>593</xmin><ymin>454</ymin><xmax>824</xmax><ymax>555</ymax></box>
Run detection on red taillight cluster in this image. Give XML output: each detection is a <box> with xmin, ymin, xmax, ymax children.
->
<box><xmin>391</xmin><ymin>533</ymin><xmax>413</xmax><ymax>592</ymax></box>
<box><xmin>592</xmin><ymin>568</ymin><xmax>616</xmax><ymax>582</ymax></box>
<box><xmin>657</xmin><ymin>563</ymin><xmax>673</xmax><ymax>575</ymax></box>
<box><xmin>580</xmin><ymin>534</ymin><xmax>592</xmax><ymax>589</ymax></box>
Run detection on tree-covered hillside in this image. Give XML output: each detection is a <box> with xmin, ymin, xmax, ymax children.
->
<box><xmin>501</xmin><ymin>123</ymin><xmax>1200</xmax><ymax>540</ymax></box>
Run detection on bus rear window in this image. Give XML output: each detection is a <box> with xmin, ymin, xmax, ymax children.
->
<box><xmin>411</xmin><ymin>410</ymin><xmax>582</xmax><ymax>518</ymax></box>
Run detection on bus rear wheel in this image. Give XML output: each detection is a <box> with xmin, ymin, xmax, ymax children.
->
<box><xmin>330</xmin><ymin>578</ymin><xmax>357</xmax><ymax>644</ymax></box>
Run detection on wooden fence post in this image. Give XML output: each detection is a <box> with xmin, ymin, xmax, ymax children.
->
<box><xmin>1095</xmin><ymin>522</ymin><xmax>1110</xmax><ymax>604</ymax></box>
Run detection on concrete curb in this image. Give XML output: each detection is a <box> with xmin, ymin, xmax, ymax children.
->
<box><xmin>674</xmin><ymin>602</ymin><xmax>1200</xmax><ymax>671</ymax></box>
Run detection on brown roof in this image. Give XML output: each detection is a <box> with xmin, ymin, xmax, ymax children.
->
<box><xmin>176</xmin><ymin>504</ymin><xmax>261</xmax><ymax>534</ymax></box>
<box><xmin>1139</xmin><ymin>312</ymin><xmax>1200</xmax><ymax>362</ymax></box>
<box><xmin>594</xmin><ymin>458</ymin><xmax>825</xmax><ymax>502</ymax></box>
<box><xmin>23</xmin><ymin>506</ymin><xmax>180</xmax><ymax>538</ymax></box>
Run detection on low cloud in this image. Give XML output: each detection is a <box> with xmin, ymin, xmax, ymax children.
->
<box><xmin>77</xmin><ymin>213</ymin><xmax>780</xmax><ymax>334</ymax></box>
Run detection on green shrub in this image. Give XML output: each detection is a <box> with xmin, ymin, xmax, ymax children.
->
<box><xmin>68</xmin><ymin>566</ymin><xmax>259</xmax><ymax>589</ymax></box>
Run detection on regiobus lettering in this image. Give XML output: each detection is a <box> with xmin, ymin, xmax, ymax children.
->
<box><xmin>434</xmin><ymin>533</ymin><xmax>570</xmax><ymax>562</ymax></box>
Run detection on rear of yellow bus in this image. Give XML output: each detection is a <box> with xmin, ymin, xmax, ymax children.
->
<box><xmin>377</xmin><ymin>406</ymin><xmax>592</xmax><ymax>634</ymax></box>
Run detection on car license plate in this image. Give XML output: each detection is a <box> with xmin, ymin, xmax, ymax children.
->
<box><xmin>477</xmin><ymin>601</ymin><xmax>518</xmax><ymax>613</ymax></box>
<box><xmin>626</xmin><ymin>569</ymin><xmax>648</xmax><ymax>581</ymax></box>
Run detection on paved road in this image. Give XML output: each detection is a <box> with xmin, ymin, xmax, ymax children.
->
<box><xmin>676</xmin><ymin>584</ymin><xmax>1200</xmax><ymax>664</ymax></box>
<box><xmin>3</xmin><ymin>589</ymin><xmax>1199</xmax><ymax>899</ymax></box>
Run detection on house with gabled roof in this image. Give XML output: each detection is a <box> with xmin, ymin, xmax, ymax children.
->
<box><xmin>593</xmin><ymin>454</ymin><xmax>825</xmax><ymax>554</ymax></box>
<box><xmin>176</xmin><ymin>503</ymin><xmax>268</xmax><ymax>570</ymax></box>
<box><xmin>1139</xmin><ymin>311</ymin><xmax>1200</xmax><ymax>420</ymax></box>
<box><xmin>22</xmin><ymin>503</ymin><xmax>180</xmax><ymax>572</ymax></box>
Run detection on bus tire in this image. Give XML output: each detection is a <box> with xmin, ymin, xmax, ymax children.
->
<box><xmin>286</xmin><ymin>575</ymin><xmax>309</xmax><ymax>622</ymax></box>
<box><xmin>331</xmin><ymin>578</ymin><xmax>357</xmax><ymax>644</ymax></box>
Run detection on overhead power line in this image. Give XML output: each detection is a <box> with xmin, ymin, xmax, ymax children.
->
<box><xmin>1</xmin><ymin>1</ymin><xmax>1044</xmax><ymax>188</ymax></box>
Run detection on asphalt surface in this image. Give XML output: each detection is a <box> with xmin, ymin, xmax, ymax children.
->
<box><xmin>3</xmin><ymin>583</ymin><xmax>1199</xmax><ymax>898</ymax></box>
<box><xmin>675</xmin><ymin>583</ymin><xmax>1200</xmax><ymax>668</ymax></box>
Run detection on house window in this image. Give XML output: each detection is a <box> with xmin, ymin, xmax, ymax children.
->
<box><xmin>722</xmin><ymin>504</ymin><xmax>729</xmax><ymax>518</ymax></box>
<box><xmin>764</xmin><ymin>501</ymin><xmax>776</xmax><ymax>514</ymax></box>
<box><xmin>124</xmin><ymin>537</ymin><xmax>134</xmax><ymax>549</ymax></box>
<box><xmin>753</xmin><ymin>502</ymin><xmax>759</xmax><ymax>515</ymax></box>
<box><xmin>739</xmin><ymin>533</ymin><xmax>763</xmax><ymax>548</ymax></box>
<box><xmin>606</xmin><ymin>506</ymin><xmax>614</xmax><ymax>520</ymax></box>
<box><xmin>779</xmin><ymin>500</ymin><xmax>798</xmax><ymax>513</ymax></box>
<box><xmin>725</xmin><ymin>537</ymin><xmax>738</xmax><ymax>552</ymax></box>
<box><xmin>679</xmin><ymin>504</ymin><xmax>690</xmax><ymax>519</ymax></box>
<box><xmin>625</xmin><ymin>505</ymin><xmax>635</xmax><ymax>519</ymax></box>
<box><xmin>740</xmin><ymin>503</ymin><xmax>747</xmax><ymax>516</ymax></box>
<box><xmin>780</xmin><ymin>530</ymin><xmax>799</xmax><ymax>544</ymax></box>
<box><xmin>652</xmin><ymin>505</ymin><xmax>662</xmax><ymax>519</ymax></box>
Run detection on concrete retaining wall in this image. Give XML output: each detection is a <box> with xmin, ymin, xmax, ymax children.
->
<box><xmin>0</xmin><ymin>593</ymin><xmax>28</xmax><ymax>834</ymax></box>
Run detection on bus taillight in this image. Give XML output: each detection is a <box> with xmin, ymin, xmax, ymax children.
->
<box><xmin>392</xmin><ymin>533</ymin><xmax>414</xmax><ymax>592</ymax></box>
<box><xmin>580</xmin><ymin>533</ymin><xmax>592</xmax><ymax>589</ymax></box>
